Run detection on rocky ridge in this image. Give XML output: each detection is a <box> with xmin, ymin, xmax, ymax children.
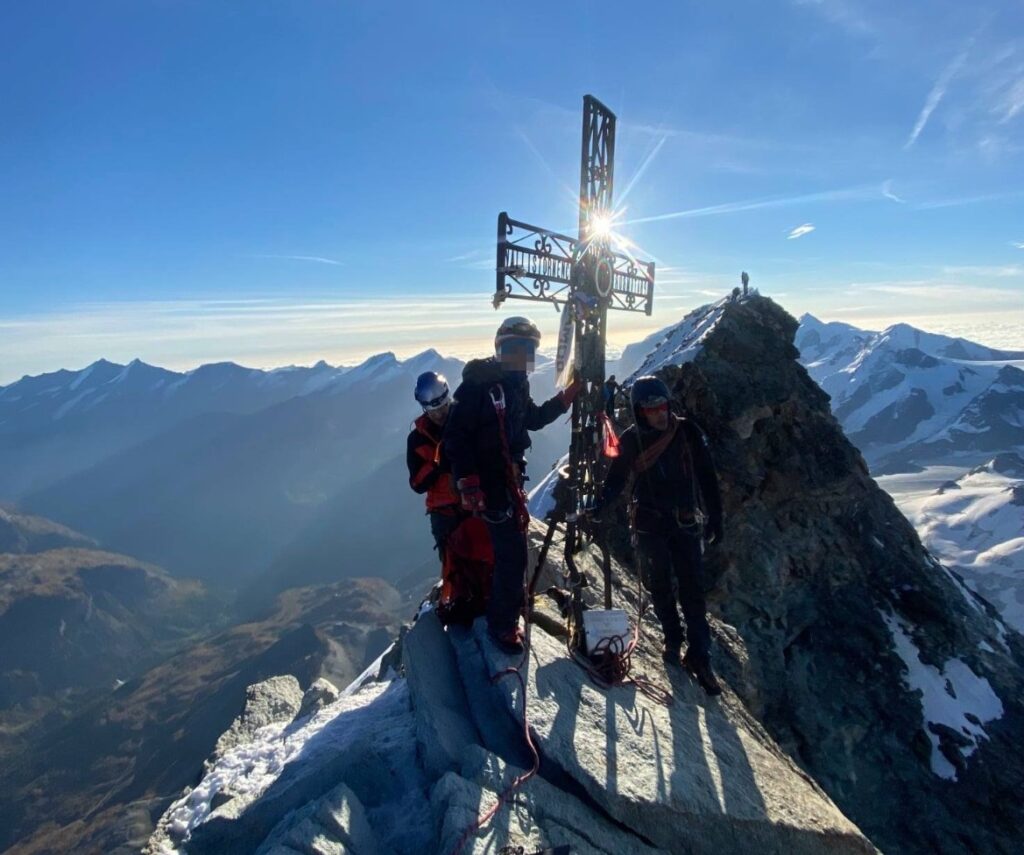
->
<box><xmin>148</xmin><ymin>294</ymin><xmax>1024</xmax><ymax>854</ymax></box>
<box><xmin>149</xmin><ymin>533</ymin><xmax>875</xmax><ymax>855</ymax></box>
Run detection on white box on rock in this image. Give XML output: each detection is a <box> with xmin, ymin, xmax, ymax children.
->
<box><xmin>581</xmin><ymin>608</ymin><xmax>631</xmax><ymax>655</ymax></box>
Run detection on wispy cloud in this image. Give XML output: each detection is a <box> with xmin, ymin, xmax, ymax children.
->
<box><xmin>623</xmin><ymin>184</ymin><xmax>882</xmax><ymax>226</ymax></box>
<box><xmin>787</xmin><ymin>224</ymin><xmax>816</xmax><ymax>239</ymax></box>
<box><xmin>997</xmin><ymin>77</ymin><xmax>1024</xmax><ymax>123</ymax></box>
<box><xmin>446</xmin><ymin>249</ymin><xmax>493</xmax><ymax>270</ymax></box>
<box><xmin>941</xmin><ymin>264</ymin><xmax>1024</xmax><ymax>278</ymax></box>
<box><xmin>881</xmin><ymin>179</ymin><xmax>905</xmax><ymax>203</ymax></box>
<box><xmin>857</xmin><ymin>279</ymin><xmax>1023</xmax><ymax>301</ymax></box>
<box><xmin>914</xmin><ymin>190</ymin><xmax>1024</xmax><ymax>210</ymax></box>
<box><xmin>252</xmin><ymin>254</ymin><xmax>343</xmax><ymax>266</ymax></box>
<box><xmin>793</xmin><ymin>0</ymin><xmax>873</xmax><ymax>37</ymax></box>
<box><xmin>905</xmin><ymin>40</ymin><xmax>973</xmax><ymax>149</ymax></box>
<box><xmin>1012</xmin><ymin>241</ymin><xmax>1024</xmax><ymax>250</ymax></box>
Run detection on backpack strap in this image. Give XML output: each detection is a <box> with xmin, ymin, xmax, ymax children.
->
<box><xmin>489</xmin><ymin>384</ymin><xmax>530</xmax><ymax>532</ymax></box>
<box><xmin>632</xmin><ymin>417</ymin><xmax>679</xmax><ymax>473</ymax></box>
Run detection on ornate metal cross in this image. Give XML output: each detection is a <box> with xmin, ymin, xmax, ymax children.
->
<box><xmin>493</xmin><ymin>95</ymin><xmax>656</xmax><ymax>632</ymax></box>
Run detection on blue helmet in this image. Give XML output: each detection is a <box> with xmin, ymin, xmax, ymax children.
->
<box><xmin>414</xmin><ymin>371</ymin><xmax>450</xmax><ymax>411</ymax></box>
<box><xmin>630</xmin><ymin>375</ymin><xmax>671</xmax><ymax>418</ymax></box>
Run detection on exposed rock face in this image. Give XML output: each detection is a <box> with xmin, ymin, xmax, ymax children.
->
<box><xmin>296</xmin><ymin>677</ymin><xmax>341</xmax><ymax>721</ymax></box>
<box><xmin>207</xmin><ymin>676</ymin><xmax>304</xmax><ymax>772</ymax></box>
<box><xmin>149</xmin><ymin>570</ymin><xmax>874</xmax><ymax>855</ymax></box>
<box><xmin>648</xmin><ymin>295</ymin><xmax>1024</xmax><ymax>853</ymax></box>
<box><xmin>141</xmin><ymin>294</ymin><xmax>1024</xmax><ymax>855</ymax></box>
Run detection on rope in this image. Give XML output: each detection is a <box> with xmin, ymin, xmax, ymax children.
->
<box><xmin>566</xmin><ymin>556</ymin><xmax>674</xmax><ymax>707</ymax></box>
<box><xmin>448</xmin><ymin>574</ymin><xmax>541</xmax><ymax>855</ymax></box>
<box><xmin>489</xmin><ymin>385</ymin><xmax>530</xmax><ymax>533</ymax></box>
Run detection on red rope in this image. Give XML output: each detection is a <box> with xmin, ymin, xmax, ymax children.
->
<box><xmin>489</xmin><ymin>384</ymin><xmax>530</xmax><ymax>533</ymax></box>
<box><xmin>449</xmin><ymin>526</ymin><xmax>541</xmax><ymax>855</ymax></box>
<box><xmin>566</xmin><ymin>567</ymin><xmax>674</xmax><ymax>707</ymax></box>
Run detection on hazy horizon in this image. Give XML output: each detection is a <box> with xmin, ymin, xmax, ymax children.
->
<box><xmin>3</xmin><ymin>295</ymin><xmax>1023</xmax><ymax>386</ymax></box>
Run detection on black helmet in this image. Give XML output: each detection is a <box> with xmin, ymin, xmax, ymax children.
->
<box><xmin>630</xmin><ymin>375</ymin><xmax>671</xmax><ymax>418</ymax></box>
<box><xmin>414</xmin><ymin>371</ymin><xmax>450</xmax><ymax>411</ymax></box>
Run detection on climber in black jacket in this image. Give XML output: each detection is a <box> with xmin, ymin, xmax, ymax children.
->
<box><xmin>444</xmin><ymin>316</ymin><xmax>581</xmax><ymax>654</ymax></box>
<box><xmin>596</xmin><ymin>374</ymin><xmax>724</xmax><ymax>695</ymax></box>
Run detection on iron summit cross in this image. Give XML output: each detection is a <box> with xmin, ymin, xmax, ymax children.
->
<box><xmin>493</xmin><ymin>95</ymin><xmax>656</xmax><ymax>619</ymax></box>
<box><xmin>493</xmin><ymin>95</ymin><xmax>656</xmax><ymax>521</ymax></box>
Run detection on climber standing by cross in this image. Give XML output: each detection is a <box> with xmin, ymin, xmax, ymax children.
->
<box><xmin>594</xmin><ymin>375</ymin><xmax>725</xmax><ymax>695</ymax></box>
<box><xmin>488</xmin><ymin>95</ymin><xmax>656</xmax><ymax>652</ymax></box>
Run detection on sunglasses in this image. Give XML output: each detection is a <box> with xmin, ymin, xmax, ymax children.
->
<box><xmin>421</xmin><ymin>394</ymin><xmax>449</xmax><ymax>412</ymax></box>
<box><xmin>638</xmin><ymin>396</ymin><xmax>669</xmax><ymax>411</ymax></box>
<box><xmin>498</xmin><ymin>336</ymin><xmax>538</xmax><ymax>355</ymax></box>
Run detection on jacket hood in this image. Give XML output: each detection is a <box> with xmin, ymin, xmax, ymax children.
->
<box><xmin>462</xmin><ymin>357</ymin><xmax>504</xmax><ymax>386</ymax></box>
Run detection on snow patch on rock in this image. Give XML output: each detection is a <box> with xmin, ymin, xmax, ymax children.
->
<box><xmin>881</xmin><ymin>611</ymin><xmax>1004</xmax><ymax>780</ymax></box>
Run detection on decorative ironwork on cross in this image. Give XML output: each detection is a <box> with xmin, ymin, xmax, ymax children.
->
<box><xmin>492</xmin><ymin>95</ymin><xmax>657</xmax><ymax>646</ymax></box>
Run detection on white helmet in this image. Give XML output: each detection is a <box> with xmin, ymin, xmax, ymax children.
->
<box><xmin>494</xmin><ymin>316</ymin><xmax>541</xmax><ymax>354</ymax></box>
<box><xmin>414</xmin><ymin>371</ymin><xmax>450</xmax><ymax>411</ymax></box>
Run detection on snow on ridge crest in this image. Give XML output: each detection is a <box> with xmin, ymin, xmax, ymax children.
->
<box><xmin>628</xmin><ymin>294</ymin><xmax>735</xmax><ymax>382</ymax></box>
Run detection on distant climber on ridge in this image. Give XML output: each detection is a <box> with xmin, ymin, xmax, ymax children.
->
<box><xmin>444</xmin><ymin>316</ymin><xmax>582</xmax><ymax>654</ymax></box>
<box><xmin>595</xmin><ymin>374</ymin><xmax>725</xmax><ymax>695</ymax></box>
<box><xmin>407</xmin><ymin>371</ymin><xmax>460</xmax><ymax>564</ymax></box>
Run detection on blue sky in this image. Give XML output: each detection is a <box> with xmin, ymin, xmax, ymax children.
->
<box><xmin>2</xmin><ymin>0</ymin><xmax>1023</xmax><ymax>383</ymax></box>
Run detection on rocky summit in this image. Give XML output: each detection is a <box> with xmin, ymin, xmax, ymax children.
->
<box><xmin>148</xmin><ymin>532</ymin><xmax>875</xmax><ymax>855</ymax></box>
<box><xmin>149</xmin><ymin>295</ymin><xmax>1023</xmax><ymax>855</ymax></box>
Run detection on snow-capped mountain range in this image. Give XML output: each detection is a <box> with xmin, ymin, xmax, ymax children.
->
<box><xmin>795</xmin><ymin>315</ymin><xmax>1024</xmax><ymax>474</ymax></box>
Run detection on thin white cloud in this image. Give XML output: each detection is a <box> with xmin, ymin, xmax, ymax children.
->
<box><xmin>905</xmin><ymin>41</ymin><xmax>973</xmax><ymax>149</ymax></box>
<box><xmin>941</xmin><ymin>264</ymin><xmax>1024</xmax><ymax>278</ymax></box>
<box><xmin>998</xmin><ymin>78</ymin><xmax>1024</xmax><ymax>123</ymax></box>
<box><xmin>914</xmin><ymin>190</ymin><xmax>1024</xmax><ymax>210</ymax></box>
<box><xmin>787</xmin><ymin>224</ymin><xmax>816</xmax><ymax>240</ymax></box>
<box><xmin>857</xmin><ymin>280</ymin><xmax>1023</xmax><ymax>302</ymax></box>
<box><xmin>624</xmin><ymin>184</ymin><xmax>882</xmax><ymax>226</ymax></box>
<box><xmin>793</xmin><ymin>0</ymin><xmax>873</xmax><ymax>37</ymax></box>
<box><xmin>882</xmin><ymin>179</ymin><xmax>905</xmax><ymax>203</ymax></box>
<box><xmin>1012</xmin><ymin>241</ymin><xmax>1024</xmax><ymax>249</ymax></box>
<box><xmin>252</xmin><ymin>254</ymin><xmax>343</xmax><ymax>266</ymax></box>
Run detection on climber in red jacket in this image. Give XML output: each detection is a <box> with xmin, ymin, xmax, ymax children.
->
<box><xmin>407</xmin><ymin>371</ymin><xmax>461</xmax><ymax>563</ymax></box>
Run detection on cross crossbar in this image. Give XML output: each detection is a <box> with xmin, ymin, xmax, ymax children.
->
<box><xmin>495</xmin><ymin>214</ymin><xmax>655</xmax><ymax>315</ymax></box>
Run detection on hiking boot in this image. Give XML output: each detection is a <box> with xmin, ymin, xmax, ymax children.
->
<box><xmin>661</xmin><ymin>643</ymin><xmax>683</xmax><ymax>667</ymax></box>
<box><xmin>682</xmin><ymin>653</ymin><xmax>722</xmax><ymax>696</ymax></box>
<box><xmin>488</xmin><ymin>625</ymin><xmax>525</xmax><ymax>655</ymax></box>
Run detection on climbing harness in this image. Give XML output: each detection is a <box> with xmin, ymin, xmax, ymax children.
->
<box><xmin>489</xmin><ymin>384</ymin><xmax>530</xmax><ymax>533</ymax></box>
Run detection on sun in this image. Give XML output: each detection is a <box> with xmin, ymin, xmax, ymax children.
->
<box><xmin>590</xmin><ymin>212</ymin><xmax>613</xmax><ymax>239</ymax></box>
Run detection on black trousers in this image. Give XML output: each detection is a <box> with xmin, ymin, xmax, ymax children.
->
<box><xmin>484</xmin><ymin>513</ymin><xmax>528</xmax><ymax>636</ymax></box>
<box><xmin>636</xmin><ymin>526</ymin><xmax>711</xmax><ymax>664</ymax></box>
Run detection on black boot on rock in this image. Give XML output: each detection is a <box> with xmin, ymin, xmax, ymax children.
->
<box><xmin>683</xmin><ymin>652</ymin><xmax>722</xmax><ymax>696</ymax></box>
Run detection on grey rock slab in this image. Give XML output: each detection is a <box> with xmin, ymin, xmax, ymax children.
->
<box><xmin>401</xmin><ymin>608</ymin><xmax>482</xmax><ymax>778</ymax></box>
<box><xmin>296</xmin><ymin>678</ymin><xmax>341</xmax><ymax>722</ymax></box>
<box><xmin>207</xmin><ymin>675</ymin><xmax>304</xmax><ymax>770</ymax></box>
<box><xmin>475</xmin><ymin>621</ymin><xmax>875</xmax><ymax>854</ymax></box>
<box><xmin>254</xmin><ymin>782</ymin><xmax>387</xmax><ymax>855</ymax></box>
<box><xmin>433</xmin><ymin>745</ymin><xmax>661</xmax><ymax>855</ymax></box>
<box><xmin>183</xmin><ymin>681</ymin><xmax>416</xmax><ymax>855</ymax></box>
<box><xmin>447</xmin><ymin>619</ymin><xmax>535</xmax><ymax>770</ymax></box>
